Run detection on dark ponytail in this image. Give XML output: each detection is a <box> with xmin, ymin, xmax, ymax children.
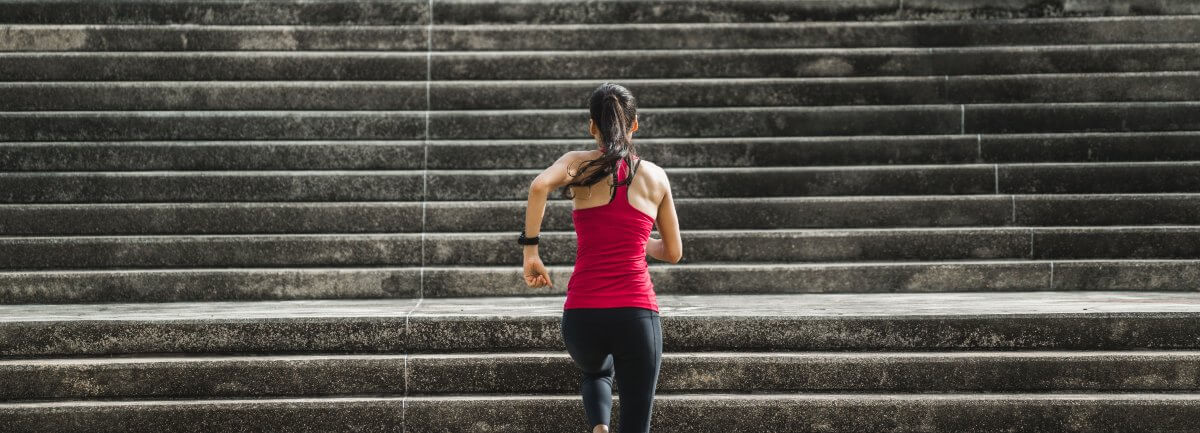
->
<box><xmin>561</xmin><ymin>82</ymin><xmax>641</xmax><ymax>199</ymax></box>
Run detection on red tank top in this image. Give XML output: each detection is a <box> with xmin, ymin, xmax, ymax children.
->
<box><xmin>563</xmin><ymin>156</ymin><xmax>659</xmax><ymax>312</ymax></box>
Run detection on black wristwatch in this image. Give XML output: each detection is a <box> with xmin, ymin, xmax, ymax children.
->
<box><xmin>517</xmin><ymin>230</ymin><xmax>539</xmax><ymax>246</ymax></box>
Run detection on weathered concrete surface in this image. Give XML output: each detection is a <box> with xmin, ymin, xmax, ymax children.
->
<box><xmin>2</xmin><ymin>259</ymin><xmax>1197</xmax><ymax>304</ymax></box>
<box><xmin>5</xmin><ymin>133</ymin><xmax>1199</xmax><ymax>171</ymax></box>
<box><xmin>0</xmin><ymin>202</ymin><xmax>428</xmax><ymax>235</ymax></box>
<box><xmin>1</xmin><ymin>0</ymin><xmax>1198</xmax><ymax>27</ymax></box>
<box><xmin>429</xmin><ymin>17</ymin><xmax>1200</xmax><ymax>49</ymax></box>
<box><xmin>0</xmin><ymin>111</ymin><xmax>426</xmax><ymax>141</ymax></box>
<box><xmin>0</xmin><ymin>267</ymin><xmax>424</xmax><ymax>303</ymax></box>
<box><xmin>7</xmin><ymin>73</ymin><xmax>1195</xmax><ymax>110</ymax></box>
<box><xmin>6</xmin><ymin>45</ymin><xmax>1195</xmax><ymax>81</ymax></box>
<box><xmin>1014</xmin><ymin>193</ymin><xmax>1200</xmax><ymax>225</ymax></box>
<box><xmin>0</xmin><ymin>165</ymin><xmax>996</xmax><ymax>203</ymax></box>
<box><xmin>0</xmin><ymin>136</ymin><xmax>979</xmax><ymax>171</ymax></box>
<box><xmin>6</xmin><ymin>17</ymin><xmax>1200</xmax><ymax>52</ymax></box>
<box><xmin>981</xmin><ymin>131</ymin><xmax>1200</xmax><ymax>163</ymax></box>
<box><xmin>6</xmin><ymin>194</ymin><xmax>1194</xmax><ymax>236</ymax></box>
<box><xmin>427</xmin><ymin>45</ymin><xmax>1200</xmax><ymax>80</ymax></box>
<box><xmin>0</xmin><ymin>52</ymin><xmax>428</xmax><ymax>80</ymax></box>
<box><xmin>3</xmin><ymin>393</ymin><xmax>1200</xmax><ymax>432</ymax></box>
<box><xmin>0</xmin><ymin>0</ymin><xmax>430</xmax><ymax>25</ymax></box>
<box><xmin>0</xmin><ymin>25</ymin><xmax>429</xmax><ymax>51</ymax></box>
<box><xmin>7</xmin><ymin>227</ymin><xmax>1200</xmax><ymax>270</ymax></box>
<box><xmin>0</xmin><ymin>171</ymin><xmax>426</xmax><ymax>203</ymax></box>
<box><xmin>966</xmin><ymin>102</ymin><xmax>1200</xmax><ymax>134</ymax></box>
<box><xmin>0</xmin><ymin>196</ymin><xmax>1011</xmax><ymax>235</ymax></box>
<box><xmin>3</xmin><ymin>103</ymin><xmax>1195</xmax><ymax>141</ymax></box>
<box><xmin>1000</xmin><ymin>162</ymin><xmax>1200</xmax><ymax>193</ymax></box>
<box><xmin>3</xmin><ymin>292</ymin><xmax>1200</xmax><ymax>356</ymax></box>
<box><xmin>0</xmin><ymin>234</ymin><xmax>424</xmax><ymax>268</ymax></box>
<box><xmin>0</xmin><ymin>141</ymin><xmax>426</xmax><ymax>171</ymax></box>
<box><xmin>3</xmin><ymin>351</ymin><xmax>1200</xmax><ymax>400</ymax></box>
<box><xmin>426</xmin><ymin>165</ymin><xmax>994</xmax><ymax>200</ymax></box>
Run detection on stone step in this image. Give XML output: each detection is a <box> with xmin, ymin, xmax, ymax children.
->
<box><xmin>2</xmin><ymin>292</ymin><xmax>1199</xmax><ymax>356</ymax></box>
<box><xmin>5</xmin><ymin>226</ymin><xmax>1200</xmax><ymax>269</ymax></box>
<box><xmin>5</xmin><ymin>393</ymin><xmax>1199</xmax><ymax>432</ymax></box>
<box><xmin>3</xmin><ymin>133</ymin><xmax>1198</xmax><ymax>171</ymax></box>
<box><xmin>6</xmin><ymin>17</ymin><xmax>1200</xmax><ymax>51</ymax></box>
<box><xmin>5</xmin><ymin>103</ymin><xmax>1198</xmax><ymax>141</ymax></box>
<box><xmin>3</xmin><ymin>194</ymin><xmax>1200</xmax><ymax>236</ymax></box>
<box><xmin>3</xmin><ymin>0</ymin><xmax>1196</xmax><ymax>25</ymax></box>
<box><xmin>0</xmin><ymin>0</ymin><xmax>431</xmax><ymax>25</ymax></box>
<box><xmin>3</xmin><ymin>45</ymin><xmax>1198</xmax><ymax>81</ymax></box>
<box><xmin>5</xmin><ymin>73</ymin><xmax>1198</xmax><ymax>110</ymax></box>
<box><xmin>431</xmin><ymin>0</ymin><xmax>1200</xmax><ymax>24</ymax></box>
<box><xmin>0</xmin><ymin>166</ymin><xmax>992</xmax><ymax>203</ymax></box>
<box><xmin>2</xmin><ymin>393</ymin><xmax>1199</xmax><ymax>432</ymax></box>
<box><xmin>5</xmin><ymin>350</ymin><xmax>1200</xmax><ymax>400</ymax></box>
<box><xmin>1</xmin><ymin>259</ymin><xmax>1197</xmax><ymax>304</ymax></box>
<box><xmin>7</xmin><ymin>162</ymin><xmax>1200</xmax><ymax>203</ymax></box>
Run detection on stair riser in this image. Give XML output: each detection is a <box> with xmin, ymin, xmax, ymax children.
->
<box><xmin>3</xmin><ymin>396</ymin><xmax>1200</xmax><ymax>433</ymax></box>
<box><xmin>5</xmin><ymin>105</ymin><xmax>1196</xmax><ymax>141</ymax></box>
<box><xmin>8</xmin><ymin>164</ymin><xmax>1200</xmax><ymax>202</ymax></box>
<box><xmin>0</xmin><ymin>2</ymin><xmax>430</xmax><ymax>25</ymax></box>
<box><xmin>0</xmin><ymin>197</ymin><xmax>1014</xmax><ymax>235</ymax></box>
<box><xmin>8</xmin><ymin>228</ymin><xmax>1200</xmax><ymax>268</ymax></box>
<box><xmin>0</xmin><ymin>167</ymin><xmax>996</xmax><ymax>203</ymax></box>
<box><xmin>430</xmin><ymin>18</ymin><xmax>1200</xmax><ymax>49</ymax></box>
<box><xmin>2</xmin><ymin>0</ymin><xmax>1199</xmax><ymax>25</ymax></box>
<box><xmin>0</xmin><ymin>173</ymin><xmax>429</xmax><ymax>203</ymax></box>
<box><xmin>5</xmin><ymin>133</ymin><xmax>1200</xmax><ymax>171</ymax></box>
<box><xmin>10</xmin><ymin>195</ymin><xmax>1199</xmax><ymax>235</ymax></box>
<box><xmin>4</xmin><ymin>353</ymin><xmax>1199</xmax><ymax>399</ymax></box>
<box><xmin>5</xmin><ymin>260</ymin><xmax>1199</xmax><ymax>304</ymax></box>
<box><xmin>3</xmin><ymin>315</ymin><xmax>1199</xmax><ymax>356</ymax></box>
<box><xmin>7</xmin><ymin>19</ymin><xmax>1200</xmax><ymax>51</ymax></box>
<box><xmin>4</xmin><ymin>46</ymin><xmax>1197</xmax><ymax>80</ymax></box>
<box><xmin>6</xmin><ymin>74</ymin><xmax>1198</xmax><ymax>110</ymax></box>
<box><xmin>434</xmin><ymin>0</ymin><xmax>1200</xmax><ymax>24</ymax></box>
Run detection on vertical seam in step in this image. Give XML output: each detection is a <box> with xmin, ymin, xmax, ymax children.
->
<box><xmin>993</xmin><ymin>163</ymin><xmax>999</xmax><ymax>194</ymax></box>
<box><xmin>1010</xmin><ymin>194</ymin><xmax>1016</xmax><ymax>224</ymax></box>
<box><xmin>1029</xmin><ymin>230</ymin><xmax>1035</xmax><ymax>259</ymax></box>
<box><xmin>407</xmin><ymin>2</ymin><xmax>434</xmax><ymax>432</ymax></box>
<box><xmin>975</xmin><ymin>133</ymin><xmax>981</xmax><ymax>162</ymax></box>
<box><xmin>402</xmin><ymin>298</ymin><xmax>425</xmax><ymax>428</ymax></box>
<box><xmin>1048</xmin><ymin>261</ymin><xmax>1055</xmax><ymax>290</ymax></box>
<box><xmin>959</xmin><ymin>104</ymin><xmax>965</xmax><ymax>135</ymax></box>
<box><xmin>420</xmin><ymin>0</ymin><xmax>434</xmax><ymax>301</ymax></box>
<box><xmin>402</xmin><ymin>351</ymin><xmax>408</xmax><ymax>433</ymax></box>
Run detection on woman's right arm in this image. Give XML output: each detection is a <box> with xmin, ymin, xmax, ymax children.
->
<box><xmin>646</xmin><ymin>171</ymin><xmax>683</xmax><ymax>264</ymax></box>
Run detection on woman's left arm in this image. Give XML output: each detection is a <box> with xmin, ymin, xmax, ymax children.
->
<box><xmin>523</xmin><ymin>152</ymin><xmax>577</xmax><ymax>288</ymax></box>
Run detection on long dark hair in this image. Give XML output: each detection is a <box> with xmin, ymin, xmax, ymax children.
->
<box><xmin>561</xmin><ymin>82</ymin><xmax>641</xmax><ymax>199</ymax></box>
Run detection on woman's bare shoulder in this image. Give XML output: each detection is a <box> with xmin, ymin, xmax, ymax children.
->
<box><xmin>634</xmin><ymin>158</ymin><xmax>669</xmax><ymax>187</ymax></box>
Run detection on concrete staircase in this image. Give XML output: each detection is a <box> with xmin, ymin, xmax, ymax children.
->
<box><xmin>3</xmin><ymin>0</ymin><xmax>1200</xmax><ymax>431</ymax></box>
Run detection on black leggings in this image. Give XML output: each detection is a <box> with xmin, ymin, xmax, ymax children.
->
<box><xmin>561</xmin><ymin>307</ymin><xmax>663</xmax><ymax>433</ymax></box>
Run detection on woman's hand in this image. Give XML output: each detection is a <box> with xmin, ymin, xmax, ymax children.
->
<box><xmin>523</xmin><ymin>254</ymin><xmax>553</xmax><ymax>288</ymax></box>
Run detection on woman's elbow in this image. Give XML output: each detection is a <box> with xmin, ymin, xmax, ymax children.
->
<box><xmin>667</xmin><ymin>249</ymin><xmax>683</xmax><ymax>264</ymax></box>
<box><xmin>529</xmin><ymin>178</ymin><xmax>551</xmax><ymax>195</ymax></box>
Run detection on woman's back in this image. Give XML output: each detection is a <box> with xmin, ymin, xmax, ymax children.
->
<box><xmin>565</xmin><ymin>156</ymin><xmax>659</xmax><ymax>312</ymax></box>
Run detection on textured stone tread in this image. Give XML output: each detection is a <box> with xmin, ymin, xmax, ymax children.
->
<box><xmin>4</xmin><ymin>72</ymin><xmax>1198</xmax><ymax>110</ymax></box>
<box><xmin>5</xmin><ymin>17</ymin><xmax>1200</xmax><ymax>51</ymax></box>
<box><xmin>4</xmin><ymin>350</ymin><xmax>1200</xmax><ymax>400</ymax></box>
<box><xmin>3</xmin><ymin>132</ymin><xmax>1199</xmax><ymax>171</ymax></box>
<box><xmin>7</xmin><ymin>226</ymin><xmax>1200</xmax><ymax>268</ymax></box>
<box><xmin>3</xmin><ymin>259</ymin><xmax>1198</xmax><ymax>303</ymax></box>
<box><xmin>5</xmin><ymin>193</ymin><xmax>1200</xmax><ymax>235</ymax></box>
<box><xmin>4</xmin><ymin>44</ymin><xmax>1200</xmax><ymax>81</ymax></box>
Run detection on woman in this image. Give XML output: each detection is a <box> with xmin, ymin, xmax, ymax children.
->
<box><xmin>520</xmin><ymin>82</ymin><xmax>683</xmax><ymax>433</ymax></box>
